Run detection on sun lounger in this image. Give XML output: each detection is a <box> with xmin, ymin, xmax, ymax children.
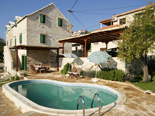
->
<box><xmin>72</xmin><ymin>67</ymin><xmax>82</xmax><ymax>79</ymax></box>
<box><xmin>68</xmin><ymin>67</ymin><xmax>76</xmax><ymax>78</ymax></box>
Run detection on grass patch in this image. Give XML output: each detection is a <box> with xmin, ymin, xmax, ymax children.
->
<box><xmin>0</xmin><ymin>79</ymin><xmax>12</xmax><ymax>87</ymax></box>
<box><xmin>130</xmin><ymin>75</ymin><xmax>155</xmax><ymax>92</ymax></box>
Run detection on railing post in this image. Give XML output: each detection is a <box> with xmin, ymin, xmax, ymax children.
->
<box><xmin>77</xmin><ymin>96</ymin><xmax>85</xmax><ymax>116</ymax></box>
<box><xmin>91</xmin><ymin>93</ymin><xmax>101</xmax><ymax>115</ymax></box>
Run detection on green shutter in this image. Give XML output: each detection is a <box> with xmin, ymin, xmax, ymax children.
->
<box><xmin>40</xmin><ymin>34</ymin><xmax>45</xmax><ymax>43</ymax></box>
<box><xmin>7</xmin><ymin>41</ymin><xmax>8</xmax><ymax>46</ymax></box>
<box><xmin>58</xmin><ymin>18</ymin><xmax>62</xmax><ymax>26</ymax></box>
<box><xmin>10</xmin><ymin>39</ymin><xmax>12</xmax><ymax>47</ymax></box>
<box><xmin>40</xmin><ymin>14</ymin><xmax>45</xmax><ymax>23</ymax></box>
<box><xmin>24</xmin><ymin>56</ymin><xmax>27</xmax><ymax>70</ymax></box>
<box><xmin>21</xmin><ymin>55</ymin><xmax>24</xmax><ymax>70</ymax></box>
<box><xmin>19</xmin><ymin>34</ymin><xmax>22</xmax><ymax>44</ymax></box>
<box><xmin>15</xmin><ymin>38</ymin><xmax>16</xmax><ymax>46</ymax></box>
<box><xmin>15</xmin><ymin>20</ymin><xmax>17</xmax><ymax>27</ymax></box>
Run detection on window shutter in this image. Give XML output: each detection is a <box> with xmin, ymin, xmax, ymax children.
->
<box><xmin>21</xmin><ymin>55</ymin><xmax>24</xmax><ymax>70</ymax></box>
<box><xmin>24</xmin><ymin>56</ymin><xmax>27</xmax><ymax>70</ymax></box>
<box><xmin>19</xmin><ymin>34</ymin><xmax>22</xmax><ymax>44</ymax></box>
<box><xmin>40</xmin><ymin>34</ymin><xmax>45</xmax><ymax>43</ymax></box>
<box><xmin>15</xmin><ymin>20</ymin><xmax>17</xmax><ymax>27</ymax></box>
<box><xmin>15</xmin><ymin>38</ymin><xmax>16</xmax><ymax>46</ymax></box>
<box><xmin>40</xmin><ymin>14</ymin><xmax>45</xmax><ymax>23</ymax></box>
<box><xmin>58</xmin><ymin>18</ymin><xmax>62</xmax><ymax>26</ymax></box>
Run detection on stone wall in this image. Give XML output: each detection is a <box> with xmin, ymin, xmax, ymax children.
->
<box><xmin>27</xmin><ymin>4</ymin><xmax>72</xmax><ymax>54</ymax></box>
<box><xmin>27</xmin><ymin>50</ymin><xmax>58</xmax><ymax>70</ymax></box>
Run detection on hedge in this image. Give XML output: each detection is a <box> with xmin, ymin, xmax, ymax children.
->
<box><xmin>98</xmin><ymin>69</ymin><xmax>125</xmax><ymax>82</ymax></box>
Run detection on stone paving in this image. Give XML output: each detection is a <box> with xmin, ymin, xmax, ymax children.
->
<box><xmin>0</xmin><ymin>88</ymin><xmax>21</xmax><ymax>116</ymax></box>
<box><xmin>0</xmin><ymin>71</ymin><xmax>155</xmax><ymax>116</ymax></box>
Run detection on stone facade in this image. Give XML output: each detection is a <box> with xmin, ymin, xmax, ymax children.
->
<box><xmin>27</xmin><ymin>50</ymin><xmax>58</xmax><ymax>70</ymax></box>
<box><xmin>4</xmin><ymin>3</ymin><xmax>72</xmax><ymax>72</ymax></box>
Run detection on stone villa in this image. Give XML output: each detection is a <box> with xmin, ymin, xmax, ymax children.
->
<box><xmin>4</xmin><ymin>3</ymin><xmax>72</xmax><ymax>73</ymax></box>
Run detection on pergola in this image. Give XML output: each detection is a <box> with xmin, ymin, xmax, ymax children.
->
<box><xmin>10</xmin><ymin>45</ymin><xmax>62</xmax><ymax>71</ymax></box>
<box><xmin>58</xmin><ymin>25</ymin><xmax>125</xmax><ymax>57</ymax></box>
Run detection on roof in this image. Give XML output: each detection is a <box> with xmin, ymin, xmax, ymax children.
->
<box><xmin>113</xmin><ymin>5</ymin><xmax>146</xmax><ymax>17</ymax></box>
<box><xmin>58</xmin><ymin>25</ymin><xmax>124</xmax><ymax>45</ymax></box>
<box><xmin>99</xmin><ymin>4</ymin><xmax>155</xmax><ymax>23</ymax></box>
<box><xmin>10</xmin><ymin>45</ymin><xmax>62</xmax><ymax>50</ymax></box>
<box><xmin>12</xmin><ymin>3</ymin><xmax>72</xmax><ymax>27</ymax></box>
<box><xmin>99</xmin><ymin>18</ymin><xmax>111</xmax><ymax>25</ymax></box>
<box><xmin>93</xmin><ymin>25</ymin><xmax>120</xmax><ymax>32</ymax></box>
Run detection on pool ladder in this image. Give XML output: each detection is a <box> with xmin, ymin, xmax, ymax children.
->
<box><xmin>77</xmin><ymin>93</ymin><xmax>101</xmax><ymax>116</ymax></box>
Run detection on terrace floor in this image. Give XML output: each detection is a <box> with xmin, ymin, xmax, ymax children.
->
<box><xmin>0</xmin><ymin>70</ymin><xmax>155</xmax><ymax>116</ymax></box>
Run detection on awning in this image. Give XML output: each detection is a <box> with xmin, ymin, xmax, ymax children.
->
<box><xmin>58</xmin><ymin>25</ymin><xmax>125</xmax><ymax>57</ymax></box>
<box><xmin>10</xmin><ymin>45</ymin><xmax>62</xmax><ymax>50</ymax></box>
<box><xmin>58</xmin><ymin>25</ymin><xmax>124</xmax><ymax>44</ymax></box>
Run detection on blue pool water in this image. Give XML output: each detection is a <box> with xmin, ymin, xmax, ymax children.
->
<box><xmin>9</xmin><ymin>80</ymin><xmax>118</xmax><ymax>110</ymax></box>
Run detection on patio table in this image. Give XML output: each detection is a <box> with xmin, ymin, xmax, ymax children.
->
<box><xmin>34</xmin><ymin>65</ymin><xmax>48</xmax><ymax>73</ymax></box>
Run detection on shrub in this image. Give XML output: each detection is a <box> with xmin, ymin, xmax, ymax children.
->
<box><xmin>61</xmin><ymin>63</ymin><xmax>72</xmax><ymax>74</ymax></box>
<box><xmin>115</xmin><ymin>69</ymin><xmax>125</xmax><ymax>82</ymax></box>
<box><xmin>81</xmin><ymin>71</ymin><xmax>96</xmax><ymax>78</ymax></box>
<box><xmin>10</xmin><ymin>74</ymin><xmax>20</xmax><ymax>81</ymax></box>
<box><xmin>98</xmin><ymin>68</ymin><xmax>125</xmax><ymax>82</ymax></box>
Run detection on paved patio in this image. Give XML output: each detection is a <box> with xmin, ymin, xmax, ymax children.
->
<box><xmin>0</xmin><ymin>71</ymin><xmax>155</xmax><ymax>116</ymax></box>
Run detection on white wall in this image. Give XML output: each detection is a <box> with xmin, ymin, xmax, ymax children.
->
<box><xmin>3</xmin><ymin>46</ymin><xmax>13</xmax><ymax>73</ymax></box>
<box><xmin>13</xmin><ymin>18</ymin><xmax>28</xmax><ymax>46</ymax></box>
<box><xmin>59</xmin><ymin>57</ymin><xmax>126</xmax><ymax>72</ymax></box>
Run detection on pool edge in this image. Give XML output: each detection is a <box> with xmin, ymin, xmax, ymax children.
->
<box><xmin>2</xmin><ymin>79</ymin><xmax>126</xmax><ymax>116</ymax></box>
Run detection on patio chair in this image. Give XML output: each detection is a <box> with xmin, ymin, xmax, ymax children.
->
<box><xmin>30</xmin><ymin>65</ymin><xmax>44</xmax><ymax>73</ymax></box>
<box><xmin>68</xmin><ymin>67</ymin><xmax>76</xmax><ymax>78</ymax></box>
<box><xmin>72</xmin><ymin>67</ymin><xmax>82</xmax><ymax>79</ymax></box>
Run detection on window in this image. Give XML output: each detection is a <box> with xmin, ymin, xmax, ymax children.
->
<box><xmin>40</xmin><ymin>34</ymin><xmax>45</xmax><ymax>43</ymax></box>
<box><xmin>15</xmin><ymin>20</ymin><xmax>17</xmax><ymax>27</ymax></box>
<box><xmin>40</xmin><ymin>14</ymin><xmax>45</xmax><ymax>23</ymax></box>
<box><xmin>58</xmin><ymin>18</ymin><xmax>62</xmax><ymax>26</ymax></box>
<box><xmin>10</xmin><ymin>39</ymin><xmax>12</xmax><ymax>47</ymax></box>
<box><xmin>120</xmin><ymin>18</ymin><xmax>126</xmax><ymax>25</ymax></box>
<box><xmin>6</xmin><ymin>41</ymin><xmax>8</xmax><ymax>46</ymax></box>
<box><xmin>14</xmin><ymin>38</ymin><xmax>16</xmax><ymax>46</ymax></box>
<box><xmin>19</xmin><ymin>34</ymin><xmax>22</xmax><ymax>44</ymax></box>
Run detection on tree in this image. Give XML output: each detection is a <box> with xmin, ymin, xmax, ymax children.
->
<box><xmin>118</xmin><ymin>4</ymin><xmax>155</xmax><ymax>82</ymax></box>
<box><xmin>0</xmin><ymin>37</ymin><xmax>6</xmax><ymax>60</ymax></box>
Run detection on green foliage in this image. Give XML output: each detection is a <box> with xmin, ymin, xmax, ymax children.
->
<box><xmin>0</xmin><ymin>37</ymin><xmax>6</xmax><ymax>60</ymax></box>
<box><xmin>60</xmin><ymin>63</ymin><xmax>72</xmax><ymax>74</ymax></box>
<box><xmin>117</xmin><ymin>4</ymin><xmax>155</xmax><ymax>82</ymax></box>
<box><xmin>98</xmin><ymin>68</ymin><xmax>125</xmax><ymax>82</ymax></box>
<box><xmin>10</xmin><ymin>74</ymin><xmax>20</xmax><ymax>81</ymax></box>
<box><xmin>118</xmin><ymin>4</ymin><xmax>155</xmax><ymax>63</ymax></box>
<box><xmin>81</xmin><ymin>70</ymin><xmax>96</xmax><ymax>78</ymax></box>
<box><xmin>131</xmin><ymin>75</ymin><xmax>155</xmax><ymax>92</ymax></box>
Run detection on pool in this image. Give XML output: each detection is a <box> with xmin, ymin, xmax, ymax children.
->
<box><xmin>2</xmin><ymin>80</ymin><xmax>126</xmax><ymax>115</ymax></box>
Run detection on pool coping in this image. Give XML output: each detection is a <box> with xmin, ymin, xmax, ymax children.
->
<box><xmin>2</xmin><ymin>79</ymin><xmax>126</xmax><ymax>116</ymax></box>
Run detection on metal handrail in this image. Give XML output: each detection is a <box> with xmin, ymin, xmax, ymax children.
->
<box><xmin>77</xmin><ymin>96</ymin><xmax>85</xmax><ymax>116</ymax></box>
<box><xmin>91</xmin><ymin>93</ymin><xmax>101</xmax><ymax>115</ymax></box>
